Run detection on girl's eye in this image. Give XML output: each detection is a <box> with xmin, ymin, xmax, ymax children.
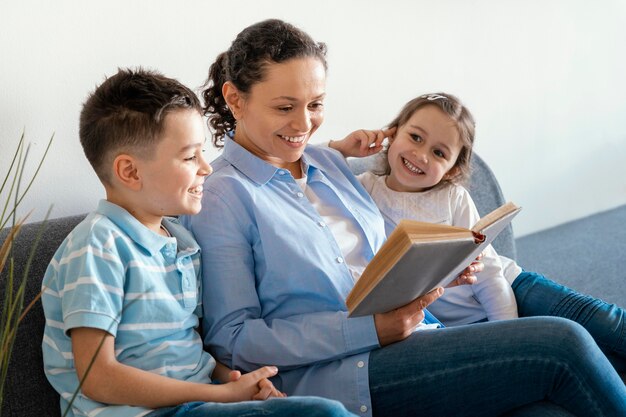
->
<box><xmin>409</xmin><ymin>134</ymin><xmax>423</xmax><ymax>143</ymax></box>
<box><xmin>434</xmin><ymin>149</ymin><xmax>446</xmax><ymax>159</ymax></box>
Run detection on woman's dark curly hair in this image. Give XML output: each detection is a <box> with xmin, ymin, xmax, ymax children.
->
<box><xmin>201</xmin><ymin>19</ymin><xmax>327</xmax><ymax>147</ymax></box>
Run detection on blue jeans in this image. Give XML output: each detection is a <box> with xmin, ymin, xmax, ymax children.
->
<box><xmin>146</xmin><ymin>396</ymin><xmax>356</xmax><ymax>417</ymax></box>
<box><xmin>512</xmin><ymin>271</ymin><xmax>626</xmax><ymax>372</ymax></box>
<box><xmin>369</xmin><ymin>316</ymin><xmax>626</xmax><ymax>417</ymax></box>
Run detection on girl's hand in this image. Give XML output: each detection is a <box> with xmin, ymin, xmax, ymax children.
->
<box><xmin>329</xmin><ymin>127</ymin><xmax>396</xmax><ymax>158</ymax></box>
<box><xmin>448</xmin><ymin>253</ymin><xmax>484</xmax><ymax>287</ymax></box>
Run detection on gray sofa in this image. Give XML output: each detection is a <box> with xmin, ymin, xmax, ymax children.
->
<box><xmin>1</xmin><ymin>153</ymin><xmax>624</xmax><ymax>417</ymax></box>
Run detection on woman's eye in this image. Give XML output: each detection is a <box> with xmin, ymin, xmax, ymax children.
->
<box><xmin>309</xmin><ymin>102</ymin><xmax>324</xmax><ymax>110</ymax></box>
<box><xmin>277</xmin><ymin>106</ymin><xmax>292</xmax><ymax>113</ymax></box>
<box><xmin>409</xmin><ymin>134</ymin><xmax>422</xmax><ymax>143</ymax></box>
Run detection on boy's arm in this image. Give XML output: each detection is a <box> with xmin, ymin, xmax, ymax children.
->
<box><xmin>71</xmin><ymin>327</ymin><xmax>281</xmax><ymax>407</ymax></box>
<box><xmin>328</xmin><ymin>127</ymin><xmax>395</xmax><ymax>158</ymax></box>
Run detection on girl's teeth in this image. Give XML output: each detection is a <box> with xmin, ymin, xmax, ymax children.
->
<box><xmin>403</xmin><ymin>158</ymin><xmax>423</xmax><ymax>174</ymax></box>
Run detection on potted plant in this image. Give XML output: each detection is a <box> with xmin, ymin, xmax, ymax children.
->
<box><xmin>0</xmin><ymin>132</ymin><xmax>53</xmax><ymax>412</ymax></box>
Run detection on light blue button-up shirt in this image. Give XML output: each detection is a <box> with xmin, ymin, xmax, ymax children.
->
<box><xmin>181</xmin><ymin>138</ymin><xmax>387</xmax><ymax>416</ymax></box>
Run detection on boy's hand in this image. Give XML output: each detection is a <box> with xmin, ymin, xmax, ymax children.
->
<box><xmin>222</xmin><ymin>366</ymin><xmax>285</xmax><ymax>401</ymax></box>
<box><xmin>329</xmin><ymin>127</ymin><xmax>396</xmax><ymax>158</ymax></box>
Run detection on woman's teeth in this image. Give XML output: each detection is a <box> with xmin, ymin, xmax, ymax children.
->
<box><xmin>279</xmin><ymin>135</ymin><xmax>306</xmax><ymax>143</ymax></box>
<box><xmin>402</xmin><ymin>158</ymin><xmax>423</xmax><ymax>174</ymax></box>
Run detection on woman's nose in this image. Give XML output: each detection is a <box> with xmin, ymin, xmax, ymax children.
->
<box><xmin>290</xmin><ymin>109</ymin><xmax>313</xmax><ymax>132</ymax></box>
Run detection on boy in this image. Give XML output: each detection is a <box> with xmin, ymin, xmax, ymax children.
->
<box><xmin>41</xmin><ymin>68</ymin><xmax>354</xmax><ymax>417</ymax></box>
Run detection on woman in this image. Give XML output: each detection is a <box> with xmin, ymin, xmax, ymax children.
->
<box><xmin>183</xmin><ymin>19</ymin><xmax>626</xmax><ymax>417</ymax></box>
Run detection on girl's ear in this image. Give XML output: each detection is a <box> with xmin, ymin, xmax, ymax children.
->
<box><xmin>222</xmin><ymin>81</ymin><xmax>244</xmax><ymax>120</ymax></box>
<box><xmin>443</xmin><ymin>166</ymin><xmax>460</xmax><ymax>181</ymax></box>
<box><xmin>112</xmin><ymin>154</ymin><xmax>142</xmax><ymax>191</ymax></box>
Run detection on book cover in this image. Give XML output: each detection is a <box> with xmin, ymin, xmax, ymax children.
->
<box><xmin>346</xmin><ymin>202</ymin><xmax>521</xmax><ymax>317</ymax></box>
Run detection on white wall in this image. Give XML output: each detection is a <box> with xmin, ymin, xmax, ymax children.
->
<box><xmin>2</xmin><ymin>0</ymin><xmax>625</xmax><ymax>236</ymax></box>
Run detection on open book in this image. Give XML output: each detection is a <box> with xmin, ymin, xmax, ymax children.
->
<box><xmin>346</xmin><ymin>201</ymin><xmax>521</xmax><ymax>317</ymax></box>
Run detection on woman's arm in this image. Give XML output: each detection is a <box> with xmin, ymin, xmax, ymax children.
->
<box><xmin>191</xmin><ymin>187</ymin><xmax>380</xmax><ymax>372</ymax></box>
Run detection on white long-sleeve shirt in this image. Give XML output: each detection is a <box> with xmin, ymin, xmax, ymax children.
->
<box><xmin>357</xmin><ymin>171</ymin><xmax>521</xmax><ymax>326</ymax></box>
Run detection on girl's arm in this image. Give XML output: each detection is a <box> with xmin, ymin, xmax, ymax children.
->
<box><xmin>452</xmin><ymin>187</ymin><xmax>518</xmax><ymax>321</ymax></box>
<box><xmin>71</xmin><ymin>327</ymin><xmax>281</xmax><ymax>407</ymax></box>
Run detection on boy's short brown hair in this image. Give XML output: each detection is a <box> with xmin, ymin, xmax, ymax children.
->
<box><xmin>79</xmin><ymin>68</ymin><xmax>202</xmax><ymax>184</ymax></box>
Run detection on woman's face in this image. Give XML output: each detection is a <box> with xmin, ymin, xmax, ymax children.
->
<box><xmin>230</xmin><ymin>57</ymin><xmax>326</xmax><ymax>173</ymax></box>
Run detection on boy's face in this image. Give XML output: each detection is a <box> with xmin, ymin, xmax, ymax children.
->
<box><xmin>136</xmin><ymin>109</ymin><xmax>211</xmax><ymax>220</ymax></box>
<box><xmin>386</xmin><ymin>105</ymin><xmax>462</xmax><ymax>193</ymax></box>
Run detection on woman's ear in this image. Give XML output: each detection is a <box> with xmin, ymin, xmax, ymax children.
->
<box><xmin>222</xmin><ymin>82</ymin><xmax>243</xmax><ymax>120</ymax></box>
<box><xmin>112</xmin><ymin>154</ymin><xmax>142</xmax><ymax>191</ymax></box>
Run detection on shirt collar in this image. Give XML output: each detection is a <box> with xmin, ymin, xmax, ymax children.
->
<box><xmin>222</xmin><ymin>135</ymin><xmax>318</xmax><ymax>184</ymax></box>
<box><xmin>96</xmin><ymin>199</ymin><xmax>176</xmax><ymax>256</ymax></box>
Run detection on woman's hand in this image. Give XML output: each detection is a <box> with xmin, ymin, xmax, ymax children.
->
<box><xmin>329</xmin><ymin>127</ymin><xmax>396</xmax><ymax>158</ymax></box>
<box><xmin>374</xmin><ymin>287</ymin><xmax>443</xmax><ymax>347</ymax></box>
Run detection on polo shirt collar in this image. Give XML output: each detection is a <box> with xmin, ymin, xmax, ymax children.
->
<box><xmin>96</xmin><ymin>199</ymin><xmax>174</xmax><ymax>256</ymax></box>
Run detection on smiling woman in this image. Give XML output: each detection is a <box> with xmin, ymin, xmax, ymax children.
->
<box><xmin>182</xmin><ymin>18</ymin><xmax>626</xmax><ymax>417</ymax></box>
<box><xmin>221</xmin><ymin>57</ymin><xmax>326</xmax><ymax>177</ymax></box>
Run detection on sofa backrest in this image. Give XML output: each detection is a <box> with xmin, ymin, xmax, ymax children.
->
<box><xmin>1</xmin><ymin>215</ymin><xmax>84</xmax><ymax>417</ymax></box>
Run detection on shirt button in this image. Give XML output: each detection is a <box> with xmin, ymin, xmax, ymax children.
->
<box><xmin>278</xmin><ymin>170</ymin><xmax>286</xmax><ymax>175</ymax></box>
<box><xmin>336</xmin><ymin>257</ymin><xmax>344</xmax><ymax>264</ymax></box>
<box><xmin>357</xmin><ymin>361</ymin><xmax>364</xmax><ymax>368</ymax></box>
<box><xmin>296</xmin><ymin>192</ymin><xmax>304</xmax><ymax>198</ymax></box>
<box><xmin>317</xmin><ymin>221</ymin><xmax>326</xmax><ymax>227</ymax></box>
<box><xmin>360</xmin><ymin>405</ymin><xmax>368</xmax><ymax>413</ymax></box>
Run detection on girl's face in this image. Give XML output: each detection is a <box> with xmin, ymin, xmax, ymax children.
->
<box><xmin>228</xmin><ymin>57</ymin><xmax>326</xmax><ymax>175</ymax></box>
<box><xmin>386</xmin><ymin>104</ymin><xmax>462</xmax><ymax>193</ymax></box>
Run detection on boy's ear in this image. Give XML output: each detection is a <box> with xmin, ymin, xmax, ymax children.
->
<box><xmin>112</xmin><ymin>154</ymin><xmax>142</xmax><ymax>191</ymax></box>
<box><xmin>222</xmin><ymin>81</ymin><xmax>243</xmax><ymax>120</ymax></box>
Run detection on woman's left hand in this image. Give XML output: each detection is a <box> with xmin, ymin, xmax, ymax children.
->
<box><xmin>329</xmin><ymin>127</ymin><xmax>396</xmax><ymax>158</ymax></box>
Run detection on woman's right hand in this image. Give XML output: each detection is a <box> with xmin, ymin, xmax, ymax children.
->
<box><xmin>374</xmin><ymin>287</ymin><xmax>444</xmax><ymax>346</ymax></box>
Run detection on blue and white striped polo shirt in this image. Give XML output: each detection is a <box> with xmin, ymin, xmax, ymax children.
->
<box><xmin>41</xmin><ymin>200</ymin><xmax>216</xmax><ymax>417</ymax></box>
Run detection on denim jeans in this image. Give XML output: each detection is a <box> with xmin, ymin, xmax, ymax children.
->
<box><xmin>146</xmin><ymin>396</ymin><xmax>357</xmax><ymax>417</ymax></box>
<box><xmin>512</xmin><ymin>271</ymin><xmax>626</xmax><ymax>372</ymax></box>
<box><xmin>369</xmin><ymin>316</ymin><xmax>626</xmax><ymax>417</ymax></box>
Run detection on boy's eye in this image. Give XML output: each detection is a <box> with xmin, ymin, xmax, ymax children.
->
<box><xmin>409</xmin><ymin>134</ymin><xmax>423</xmax><ymax>143</ymax></box>
<box><xmin>184</xmin><ymin>155</ymin><xmax>197</xmax><ymax>162</ymax></box>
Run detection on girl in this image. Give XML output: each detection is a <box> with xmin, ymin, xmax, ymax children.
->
<box><xmin>330</xmin><ymin>92</ymin><xmax>626</xmax><ymax>372</ymax></box>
